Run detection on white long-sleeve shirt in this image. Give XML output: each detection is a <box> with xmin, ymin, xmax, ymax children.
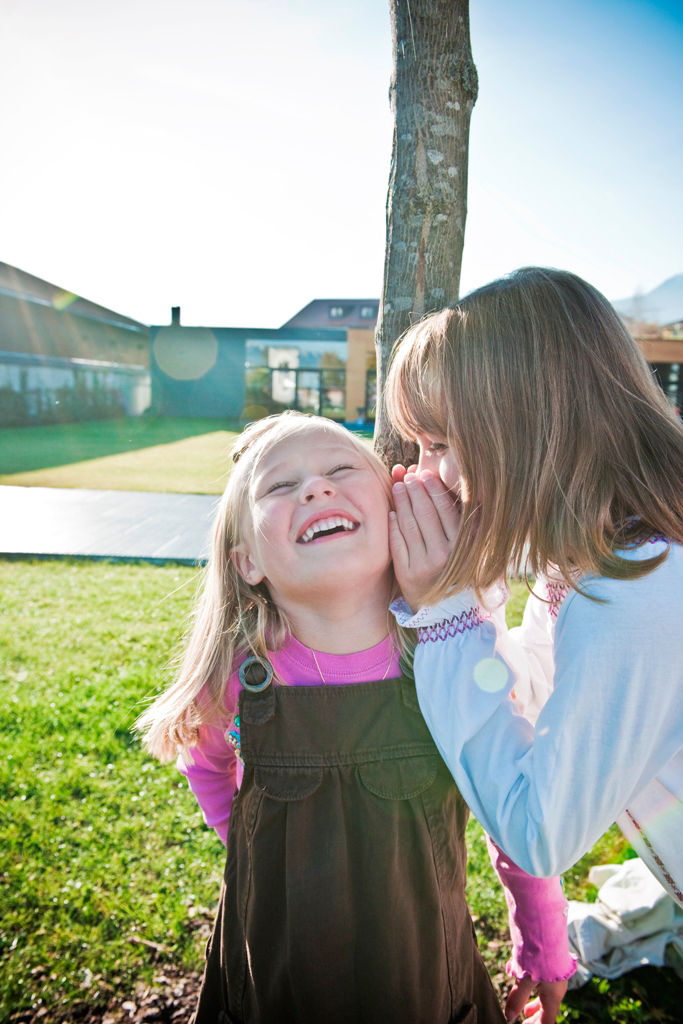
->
<box><xmin>392</xmin><ymin>538</ymin><xmax>683</xmax><ymax>906</ymax></box>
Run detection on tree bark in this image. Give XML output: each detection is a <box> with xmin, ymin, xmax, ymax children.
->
<box><xmin>374</xmin><ymin>0</ymin><xmax>477</xmax><ymax>469</ymax></box>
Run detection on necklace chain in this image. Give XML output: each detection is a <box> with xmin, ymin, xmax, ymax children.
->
<box><xmin>310</xmin><ymin>643</ymin><xmax>394</xmax><ymax>685</ymax></box>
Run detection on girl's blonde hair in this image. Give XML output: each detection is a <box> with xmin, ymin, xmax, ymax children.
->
<box><xmin>385</xmin><ymin>267</ymin><xmax>683</xmax><ymax>599</ymax></box>
<box><xmin>136</xmin><ymin>411</ymin><xmax>402</xmax><ymax>761</ymax></box>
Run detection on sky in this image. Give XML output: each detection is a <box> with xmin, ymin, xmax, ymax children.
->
<box><xmin>3</xmin><ymin>0</ymin><xmax>682</xmax><ymax>328</ymax></box>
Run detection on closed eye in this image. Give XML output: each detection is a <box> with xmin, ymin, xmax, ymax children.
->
<box><xmin>260</xmin><ymin>464</ymin><xmax>358</xmax><ymax>496</ymax></box>
<box><xmin>264</xmin><ymin>480</ymin><xmax>297</xmax><ymax>494</ymax></box>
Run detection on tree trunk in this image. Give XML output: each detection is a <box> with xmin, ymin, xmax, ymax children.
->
<box><xmin>374</xmin><ymin>0</ymin><xmax>477</xmax><ymax>469</ymax></box>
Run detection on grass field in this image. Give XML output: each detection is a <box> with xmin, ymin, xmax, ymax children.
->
<box><xmin>0</xmin><ymin>417</ymin><xmax>374</xmax><ymax>493</ymax></box>
<box><xmin>1</xmin><ymin>560</ymin><xmax>680</xmax><ymax>1023</ymax></box>
<box><xmin>0</xmin><ymin>418</ymin><xmax>242</xmax><ymax>493</ymax></box>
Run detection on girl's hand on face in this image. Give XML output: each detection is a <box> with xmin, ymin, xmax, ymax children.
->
<box><xmin>389</xmin><ymin>469</ymin><xmax>461</xmax><ymax>612</ymax></box>
<box><xmin>504</xmin><ymin>976</ymin><xmax>568</xmax><ymax>1024</ymax></box>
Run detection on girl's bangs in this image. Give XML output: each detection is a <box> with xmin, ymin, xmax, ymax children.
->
<box><xmin>386</xmin><ymin>335</ymin><xmax>448</xmax><ymax>441</ymax></box>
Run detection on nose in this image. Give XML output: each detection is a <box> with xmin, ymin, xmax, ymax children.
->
<box><xmin>301</xmin><ymin>474</ymin><xmax>335</xmax><ymax>503</ymax></box>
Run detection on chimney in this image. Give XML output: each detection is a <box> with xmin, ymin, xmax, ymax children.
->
<box><xmin>171</xmin><ymin>306</ymin><xmax>181</xmax><ymax>326</ymax></box>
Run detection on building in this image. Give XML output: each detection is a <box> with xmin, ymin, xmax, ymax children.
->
<box><xmin>4</xmin><ymin>262</ymin><xmax>680</xmax><ymax>426</ymax></box>
<box><xmin>151</xmin><ymin>300</ymin><xmax>379</xmax><ymax>423</ymax></box>
<box><xmin>0</xmin><ymin>262</ymin><xmax>150</xmax><ymax>425</ymax></box>
<box><xmin>281</xmin><ymin>299</ymin><xmax>378</xmax><ymax>422</ymax></box>
<box><xmin>0</xmin><ymin>262</ymin><xmax>149</xmax><ymax>365</ymax></box>
<box><xmin>626</xmin><ymin>320</ymin><xmax>683</xmax><ymax>413</ymax></box>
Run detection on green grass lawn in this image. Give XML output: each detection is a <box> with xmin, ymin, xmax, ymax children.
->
<box><xmin>0</xmin><ymin>417</ymin><xmax>375</xmax><ymax>494</ymax></box>
<box><xmin>0</xmin><ymin>562</ymin><xmax>679</xmax><ymax>1023</ymax></box>
<box><xmin>0</xmin><ymin>418</ymin><xmax>242</xmax><ymax>493</ymax></box>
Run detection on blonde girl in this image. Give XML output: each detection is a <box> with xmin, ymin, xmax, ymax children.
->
<box><xmin>137</xmin><ymin>411</ymin><xmax>575</xmax><ymax>1024</ymax></box>
<box><xmin>385</xmin><ymin>266</ymin><xmax>683</xmax><ymax>912</ymax></box>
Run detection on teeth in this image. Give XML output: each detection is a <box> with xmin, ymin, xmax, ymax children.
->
<box><xmin>300</xmin><ymin>517</ymin><xmax>355</xmax><ymax>543</ymax></box>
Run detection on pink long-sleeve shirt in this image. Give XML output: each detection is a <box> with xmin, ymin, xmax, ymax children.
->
<box><xmin>179</xmin><ymin>633</ymin><xmax>575</xmax><ymax>984</ymax></box>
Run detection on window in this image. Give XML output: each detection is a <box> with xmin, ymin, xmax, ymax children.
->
<box><xmin>329</xmin><ymin>305</ymin><xmax>346</xmax><ymax>319</ymax></box>
<box><xmin>267</xmin><ymin>347</ymin><xmax>299</xmax><ymax>370</ymax></box>
<box><xmin>321</xmin><ymin>369</ymin><xmax>345</xmax><ymax>420</ymax></box>
<box><xmin>365</xmin><ymin>369</ymin><xmax>377</xmax><ymax>421</ymax></box>
<box><xmin>246</xmin><ymin>338</ymin><xmax>347</xmax><ymax>370</ymax></box>
<box><xmin>245</xmin><ymin>366</ymin><xmax>346</xmax><ymax>420</ymax></box>
<box><xmin>359</xmin><ymin>305</ymin><xmax>377</xmax><ymax>320</ymax></box>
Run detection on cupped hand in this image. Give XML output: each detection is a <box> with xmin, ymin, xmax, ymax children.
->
<box><xmin>389</xmin><ymin>467</ymin><xmax>461</xmax><ymax>611</ymax></box>
<box><xmin>505</xmin><ymin>976</ymin><xmax>568</xmax><ymax>1024</ymax></box>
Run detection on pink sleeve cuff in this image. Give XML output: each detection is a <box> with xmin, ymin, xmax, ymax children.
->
<box><xmin>487</xmin><ymin>835</ymin><xmax>577</xmax><ymax>983</ymax></box>
<box><xmin>505</xmin><ymin>958</ymin><xmax>578</xmax><ymax>984</ymax></box>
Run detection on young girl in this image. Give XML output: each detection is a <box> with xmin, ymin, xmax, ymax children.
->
<box><xmin>385</xmin><ymin>266</ymin><xmax>683</xmax><ymax>910</ymax></box>
<box><xmin>136</xmin><ymin>411</ymin><xmax>575</xmax><ymax>1024</ymax></box>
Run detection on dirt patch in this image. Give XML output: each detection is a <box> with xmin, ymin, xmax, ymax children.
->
<box><xmin>98</xmin><ymin>967</ymin><xmax>202</xmax><ymax>1024</ymax></box>
<box><xmin>10</xmin><ymin>934</ymin><xmax>511</xmax><ymax>1024</ymax></box>
<box><xmin>8</xmin><ymin>968</ymin><xmax>202</xmax><ymax>1024</ymax></box>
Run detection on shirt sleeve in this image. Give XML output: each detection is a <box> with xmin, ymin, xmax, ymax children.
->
<box><xmin>178</xmin><ymin>721</ymin><xmax>238</xmax><ymax>847</ymax></box>
<box><xmin>486</xmin><ymin>835</ymin><xmax>575</xmax><ymax>983</ymax></box>
<box><xmin>395</xmin><ymin>569</ymin><xmax>683</xmax><ymax>877</ymax></box>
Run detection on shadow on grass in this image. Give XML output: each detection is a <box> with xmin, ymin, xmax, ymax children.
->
<box><xmin>562</xmin><ymin>965</ymin><xmax>683</xmax><ymax>1023</ymax></box>
<box><xmin>0</xmin><ymin>416</ymin><xmax>241</xmax><ymax>474</ymax></box>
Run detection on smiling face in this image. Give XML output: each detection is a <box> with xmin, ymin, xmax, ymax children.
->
<box><xmin>230</xmin><ymin>427</ymin><xmax>393</xmax><ymax>611</ymax></box>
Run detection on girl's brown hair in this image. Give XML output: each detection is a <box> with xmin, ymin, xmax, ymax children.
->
<box><xmin>386</xmin><ymin>267</ymin><xmax>683</xmax><ymax>599</ymax></box>
<box><xmin>136</xmin><ymin>411</ymin><xmax>404</xmax><ymax>762</ymax></box>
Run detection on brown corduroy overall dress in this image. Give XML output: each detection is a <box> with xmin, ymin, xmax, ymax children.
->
<box><xmin>191</xmin><ymin>672</ymin><xmax>505</xmax><ymax>1024</ymax></box>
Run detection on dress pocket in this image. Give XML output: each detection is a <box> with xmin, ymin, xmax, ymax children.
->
<box><xmin>451</xmin><ymin>1005</ymin><xmax>477</xmax><ymax>1023</ymax></box>
<box><xmin>358</xmin><ymin>754</ymin><xmax>437</xmax><ymax>800</ymax></box>
<box><xmin>253</xmin><ymin>765</ymin><xmax>323</xmax><ymax>801</ymax></box>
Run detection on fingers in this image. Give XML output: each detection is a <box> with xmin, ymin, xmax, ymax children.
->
<box><xmin>392</xmin><ymin>477</ymin><xmax>434</xmax><ymax>553</ymax></box>
<box><xmin>505</xmin><ymin>978</ymin><xmax>567</xmax><ymax>1024</ymax></box>
<box><xmin>389</xmin><ymin>471</ymin><xmax>461</xmax><ymax>612</ymax></box>
<box><xmin>505</xmin><ymin>977</ymin><xmax>535</xmax><ymax>1021</ymax></box>
<box><xmin>388</xmin><ymin>509</ymin><xmax>409</xmax><ymax>575</ymax></box>
<box><xmin>420</xmin><ymin>472</ymin><xmax>462</xmax><ymax>541</ymax></box>
<box><xmin>393</xmin><ymin>471</ymin><xmax>460</xmax><ymax>548</ymax></box>
<box><xmin>535</xmin><ymin>980</ymin><xmax>567</xmax><ymax>1023</ymax></box>
<box><xmin>388</xmin><ymin>508</ymin><xmax>430</xmax><ymax>614</ymax></box>
<box><xmin>391</xmin><ymin>463</ymin><xmax>418</xmax><ymax>483</ymax></box>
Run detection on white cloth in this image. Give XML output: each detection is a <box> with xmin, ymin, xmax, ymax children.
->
<box><xmin>391</xmin><ymin>539</ymin><xmax>683</xmax><ymax>905</ymax></box>
<box><xmin>566</xmin><ymin>858</ymin><xmax>683</xmax><ymax>987</ymax></box>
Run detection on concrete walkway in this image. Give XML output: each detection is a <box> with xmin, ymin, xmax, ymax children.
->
<box><xmin>0</xmin><ymin>485</ymin><xmax>218</xmax><ymax>564</ymax></box>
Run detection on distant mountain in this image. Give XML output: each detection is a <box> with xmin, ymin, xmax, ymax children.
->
<box><xmin>612</xmin><ymin>275</ymin><xmax>683</xmax><ymax>326</ymax></box>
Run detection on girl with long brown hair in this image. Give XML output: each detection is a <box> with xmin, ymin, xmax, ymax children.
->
<box><xmin>386</xmin><ymin>267</ymin><xmax>683</xmax><ymax>914</ymax></box>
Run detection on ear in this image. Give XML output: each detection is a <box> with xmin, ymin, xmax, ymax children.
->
<box><xmin>230</xmin><ymin>545</ymin><xmax>265</xmax><ymax>586</ymax></box>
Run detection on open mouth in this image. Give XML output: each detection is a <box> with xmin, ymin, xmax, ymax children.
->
<box><xmin>297</xmin><ymin>516</ymin><xmax>359</xmax><ymax>544</ymax></box>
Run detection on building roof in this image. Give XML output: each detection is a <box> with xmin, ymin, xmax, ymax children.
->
<box><xmin>0</xmin><ymin>262</ymin><xmax>147</xmax><ymax>332</ymax></box>
<box><xmin>281</xmin><ymin>298</ymin><xmax>379</xmax><ymax>331</ymax></box>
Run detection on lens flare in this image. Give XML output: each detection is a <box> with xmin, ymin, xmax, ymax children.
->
<box><xmin>473</xmin><ymin>657</ymin><xmax>509</xmax><ymax>693</ymax></box>
<box><xmin>53</xmin><ymin>290</ymin><xmax>78</xmax><ymax>311</ymax></box>
<box><xmin>153</xmin><ymin>327</ymin><xmax>218</xmax><ymax>381</ymax></box>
